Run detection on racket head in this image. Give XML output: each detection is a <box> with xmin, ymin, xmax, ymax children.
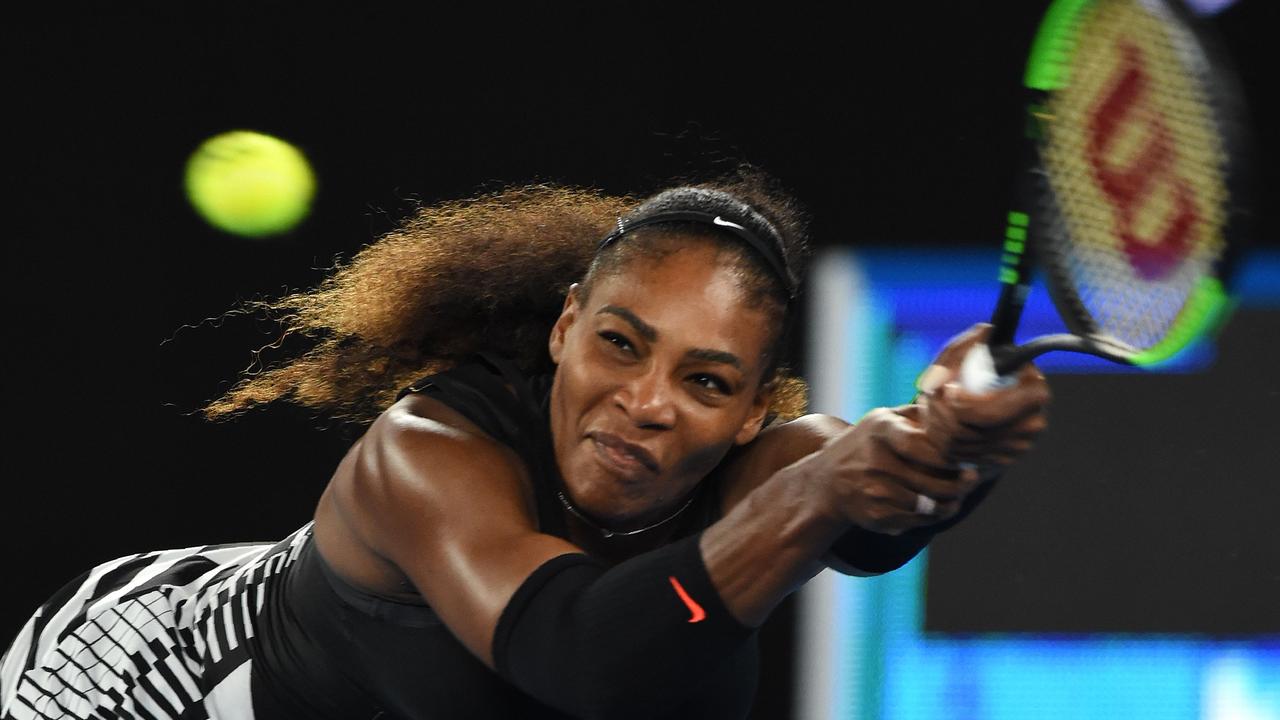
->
<box><xmin>1021</xmin><ymin>0</ymin><xmax>1251</xmax><ymax>368</ymax></box>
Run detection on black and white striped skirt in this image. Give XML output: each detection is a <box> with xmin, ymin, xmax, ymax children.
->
<box><xmin>0</xmin><ymin>525</ymin><xmax>311</xmax><ymax>720</ymax></box>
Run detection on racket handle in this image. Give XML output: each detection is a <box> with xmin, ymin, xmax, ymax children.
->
<box><xmin>955</xmin><ymin>344</ymin><xmax>1018</xmax><ymax>474</ymax></box>
<box><xmin>959</xmin><ymin>343</ymin><xmax>1019</xmax><ymax>393</ymax></box>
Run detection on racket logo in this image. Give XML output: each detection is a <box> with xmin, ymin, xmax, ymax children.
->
<box><xmin>1086</xmin><ymin>43</ymin><xmax>1198</xmax><ymax>281</ymax></box>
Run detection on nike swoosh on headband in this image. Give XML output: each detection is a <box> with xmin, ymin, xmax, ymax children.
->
<box><xmin>712</xmin><ymin>216</ymin><xmax>747</xmax><ymax>231</ymax></box>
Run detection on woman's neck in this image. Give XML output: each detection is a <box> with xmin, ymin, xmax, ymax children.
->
<box><xmin>560</xmin><ymin>500</ymin><xmax>690</xmax><ymax>564</ymax></box>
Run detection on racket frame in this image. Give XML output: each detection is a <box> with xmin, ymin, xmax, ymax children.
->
<box><xmin>982</xmin><ymin>0</ymin><xmax>1248</xmax><ymax>378</ymax></box>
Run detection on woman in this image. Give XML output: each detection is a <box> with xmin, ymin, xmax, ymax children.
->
<box><xmin>1</xmin><ymin>174</ymin><xmax>1048</xmax><ymax>719</ymax></box>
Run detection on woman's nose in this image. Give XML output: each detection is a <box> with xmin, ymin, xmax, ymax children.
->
<box><xmin>614</xmin><ymin>367</ymin><xmax>677</xmax><ymax>429</ymax></box>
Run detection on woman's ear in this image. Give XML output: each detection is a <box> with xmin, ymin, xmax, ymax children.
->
<box><xmin>734</xmin><ymin>380</ymin><xmax>774</xmax><ymax>446</ymax></box>
<box><xmin>548</xmin><ymin>283</ymin><xmax>582</xmax><ymax>365</ymax></box>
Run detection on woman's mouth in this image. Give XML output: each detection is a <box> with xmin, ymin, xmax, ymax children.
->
<box><xmin>589</xmin><ymin>432</ymin><xmax>660</xmax><ymax>478</ymax></box>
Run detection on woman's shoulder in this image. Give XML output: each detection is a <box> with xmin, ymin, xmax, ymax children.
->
<box><xmin>395</xmin><ymin>353</ymin><xmax>551</xmax><ymax>456</ymax></box>
<box><xmin>347</xmin><ymin>353</ymin><xmax>551</xmax><ymax>519</ymax></box>
<box><xmin>312</xmin><ymin>371</ymin><xmax>540</xmax><ymax>599</ymax></box>
<box><xmin>321</xmin><ymin>375</ymin><xmax>538</xmax><ymax>571</ymax></box>
<box><xmin>368</xmin><ymin>389</ymin><xmax>532</xmax><ymax>497</ymax></box>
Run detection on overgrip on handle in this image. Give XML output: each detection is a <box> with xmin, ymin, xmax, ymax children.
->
<box><xmin>959</xmin><ymin>343</ymin><xmax>1019</xmax><ymax>394</ymax></box>
<box><xmin>956</xmin><ymin>342</ymin><xmax>1017</xmax><ymax>473</ymax></box>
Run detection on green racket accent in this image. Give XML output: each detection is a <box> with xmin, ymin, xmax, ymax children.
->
<box><xmin>1024</xmin><ymin>0</ymin><xmax>1095</xmax><ymax>91</ymax></box>
<box><xmin>1129</xmin><ymin>277</ymin><xmax>1232</xmax><ymax>367</ymax></box>
<box><xmin>998</xmin><ymin>212</ymin><xmax>1030</xmax><ymax>285</ymax></box>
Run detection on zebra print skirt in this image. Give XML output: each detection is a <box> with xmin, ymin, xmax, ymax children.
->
<box><xmin>0</xmin><ymin>525</ymin><xmax>312</xmax><ymax>720</ymax></box>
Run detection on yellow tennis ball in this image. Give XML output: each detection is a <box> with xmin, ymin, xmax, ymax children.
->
<box><xmin>185</xmin><ymin>130</ymin><xmax>316</xmax><ymax>238</ymax></box>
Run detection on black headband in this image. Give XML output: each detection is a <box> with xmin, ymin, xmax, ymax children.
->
<box><xmin>596</xmin><ymin>210</ymin><xmax>794</xmax><ymax>298</ymax></box>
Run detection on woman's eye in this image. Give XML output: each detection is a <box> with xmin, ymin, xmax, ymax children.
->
<box><xmin>598</xmin><ymin>331</ymin><xmax>633</xmax><ymax>353</ymax></box>
<box><xmin>691</xmin><ymin>374</ymin><xmax>731</xmax><ymax>395</ymax></box>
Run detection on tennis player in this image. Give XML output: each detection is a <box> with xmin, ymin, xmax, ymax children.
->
<box><xmin>1</xmin><ymin>172</ymin><xmax>1048</xmax><ymax>719</ymax></box>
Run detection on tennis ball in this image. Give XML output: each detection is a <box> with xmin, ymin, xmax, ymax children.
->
<box><xmin>185</xmin><ymin>130</ymin><xmax>316</xmax><ymax>238</ymax></box>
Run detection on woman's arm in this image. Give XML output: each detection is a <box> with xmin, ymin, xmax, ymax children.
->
<box><xmin>708</xmin><ymin>326</ymin><xmax>1051</xmax><ymax>602</ymax></box>
<box><xmin>344</xmin><ymin>393</ymin><xmax>583</xmax><ymax>667</ymax></box>
<box><xmin>701</xmin><ymin>407</ymin><xmax>972</xmax><ymax>625</ymax></box>
<box><xmin>714</xmin><ymin>413</ymin><xmax>851</xmax><ymax>512</ymax></box>
<box><xmin>710</xmin><ymin>409</ymin><xmax>1004</xmax><ymax>579</ymax></box>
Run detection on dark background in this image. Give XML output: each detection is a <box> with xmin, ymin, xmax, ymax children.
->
<box><xmin>6</xmin><ymin>3</ymin><xmax>1278</xmax><ymax>718</ymax></box>
<box><xmin>926</xmin><ymin>309</ymin><xmax>1280</xmax><ymax>636</ymax></box>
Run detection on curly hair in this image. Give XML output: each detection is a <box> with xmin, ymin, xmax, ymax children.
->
<box><xmin>202</xmin><ymin>170</ymin><xmax>810</xmax><ymax>425</ymax></box>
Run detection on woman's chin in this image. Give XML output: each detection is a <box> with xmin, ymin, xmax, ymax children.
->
<box><xmin>567</xmin><ymin>480</ymin><xmax>647</xmax><ymax>524</ymax></box>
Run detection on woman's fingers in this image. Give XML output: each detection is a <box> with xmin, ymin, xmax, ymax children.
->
<box><xmin>946</xmin><ymin>416</ymin><xmax>1046</xmax><ymax>459</ymax></box>
<box><xmin>823</xmin><ymin>408</ymin><xmax>973</xmax><ymax>535</ymax></box>
<box><xmin>916</xmin><ymin>324</ymin><xmax>993</xmax><ymax>394</ymax></box>
<box><xmin>867</xmin><ymin>410</ymin><xmax>974</xmax><ymax>502</ymax></box>
<box><xmin>912</xmin><ymin>395</ymin><xmax>983</xmax><ymax>450</ymax></box>
<box><xmin>840</xmin><ymin>473</ymin><xmax>962</xmax><ymax>535</ymax></box>
<box><xmin>913</xmin><ymin>357</ymin><xmax>1051</xmax><ymax>469</ymax></box>
<box><xmin>881</xmin><ymin>409</ymin><xmax>995</xmax><ymax>488</ymax></box>
<box><xmin>939</xmin><ymin>386</ymin><xmax>1049</xmax><ymax>432</ymax></box>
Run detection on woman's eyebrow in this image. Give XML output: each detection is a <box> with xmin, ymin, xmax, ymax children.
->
<box><xmin>598</xmin><ymin>305</ymin><xmax>657</xmax><ymax>342</ymax></box>
<box><xmin>597</xmin><ymin>305</ymin><xmax>742</xmax><ymax>371</ymax></box>
<box><xmin>685</xmin><ymin>348</ymin><xmax>743</xmax><ymax>371</ymax></box>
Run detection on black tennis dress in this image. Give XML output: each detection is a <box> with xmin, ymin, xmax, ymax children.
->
<box><xmin>0</xmin><ymin>354</ymin><xmax>755</xmax><ymax>720</ymax></box>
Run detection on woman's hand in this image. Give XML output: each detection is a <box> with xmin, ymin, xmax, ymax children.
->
<box><xmin>790</xmin><ymin>324</ymin><xmax>1051</xmax><ymax>537</ymax></box>
<box><xmin>791</xmin><ymin>407</ymin><xmax>974</xmax><ymax>536</ymax></box>
<box><xmin>915</xmin><ymin>324</ymin><xmax>1051</xmax><ymax>469</ymax></box>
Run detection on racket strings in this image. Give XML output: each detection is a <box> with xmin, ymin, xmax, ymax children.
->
<box><xmin>1037</xmin><ymin>0</ymin><xmax>1230</xmax><ymax>352</ymax></box>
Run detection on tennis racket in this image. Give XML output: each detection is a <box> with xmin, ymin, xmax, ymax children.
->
<box><xmin>960</xmin><ymin>0</ymin><xmax>1251</xmax><ymax>393</ymax></box>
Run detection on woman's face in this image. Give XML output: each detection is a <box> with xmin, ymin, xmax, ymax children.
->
<box><xmin>547</xmin><ymin>241</ymin><xmax>775</xmax><ymax>530</ymax></box>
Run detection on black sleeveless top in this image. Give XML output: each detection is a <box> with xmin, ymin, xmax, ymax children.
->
<box><xmin>255</xmin><ymin>354</ymin><xmax>756</xmax><ymax>719</ymax></box>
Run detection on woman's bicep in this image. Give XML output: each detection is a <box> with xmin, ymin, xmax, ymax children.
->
<box><xmin>352</xmin><ymin>401</ymin><xmax>582</xmax><ymax>668</ymax></box>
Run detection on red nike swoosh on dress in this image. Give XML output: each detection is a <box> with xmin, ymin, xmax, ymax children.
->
<box><xmin>667</xmin><ymin>576</ymin><xmax>706</xmax><ymax>623</ymax></box>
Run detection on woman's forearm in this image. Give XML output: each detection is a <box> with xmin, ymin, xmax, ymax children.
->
<box><xmin>700</xmin><ymin>451</ymin><xmax>848</xmax><ymax>626</ymax></box>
